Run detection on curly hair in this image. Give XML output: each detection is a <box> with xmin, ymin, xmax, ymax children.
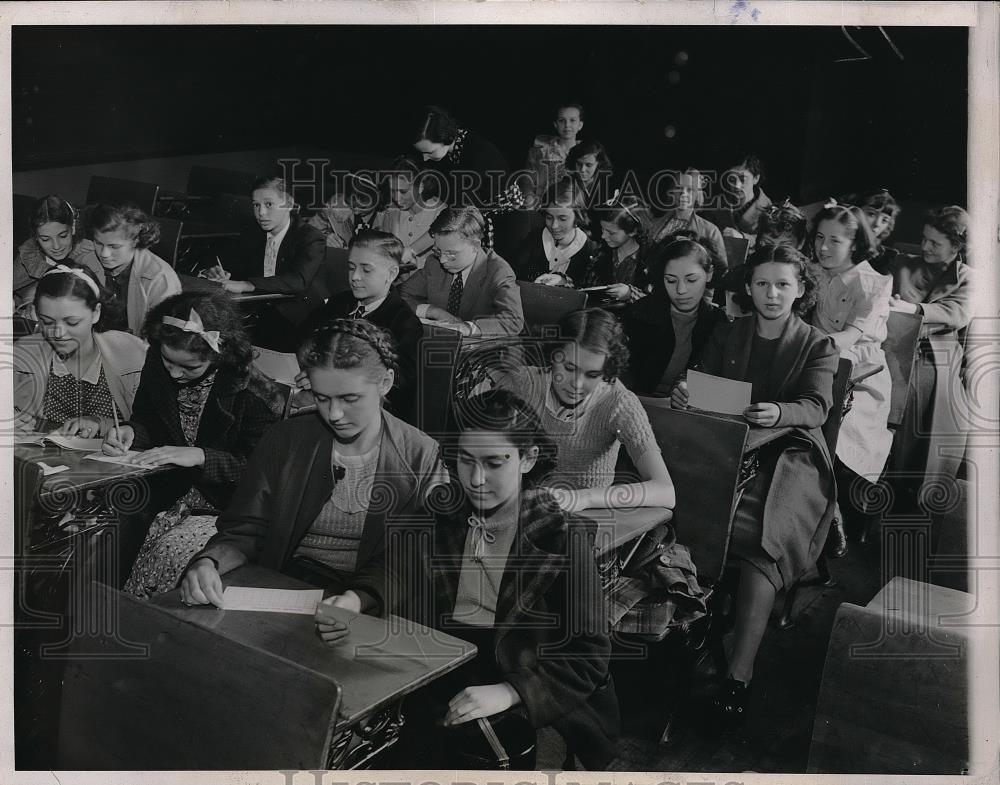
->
<box><xmin>550</xmin><ymin>307</ymin><xmax>629</xmax><ymax>381</ymax></box>
<box><xmin>858</xmin><ymin>188</ymin><xmax>901</xmax><ymax>241</ymax></box>
<box><xmin>447</xmin><ymin>388</ymin><xmax>558</xmax><ymax>488</ymax></box>
<box><xmin>923</xmin><ymin>205</ymin><xmax>969</xmax><ymax>253</ymax></box>
<box><xmin>298</xmin><ymin>318</ymin><xmax>399</xmax><ymax>384</ymax></box>
<box><xmin>566</xmin><ymin>139</ymin><xmax>613</xmax><ymax>177</ymax></box>
<box><xmin>733</xmin><ymin>244</ymin><xmax>817</xmax><ymax>316</ymax></box>
<box><xmin>756</xmin><ymin>199</ymin><xmax>808</xmax><ymax>250</ymax></box>
<box><xmin>88</xmin><ymin>203</ymin><xmax>161</xmax><ymax>249</ymax></box>
<box><xmin>809</xmin><ymin>204</ymin><xmax>878</xmax><ymax>265</ymax></box>
<box><xmin>143</xmin><ymin>292</ymin><xmax>253</xmax><ymax>375</ymax></box>
<box><xmin>646</xmin><ymin>238</ymin><xmax>713</xmax><ymax>296</ymax></box>
<box><xmin>590</xmin><ymin>193</ymin><xmax>651</xmax><ymax>243</ymax></box>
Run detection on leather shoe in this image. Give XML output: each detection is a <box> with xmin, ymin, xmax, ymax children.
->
<box><xmin>825</xmin><ymin>516</ymin><xmax>849</xmax><ymax>559</ymax></box>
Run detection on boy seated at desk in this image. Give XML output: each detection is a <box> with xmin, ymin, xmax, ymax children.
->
<box><xmin>399</xmin><ymin>206</ymin><xmax>524</xmax><ymax>337</ymax></box>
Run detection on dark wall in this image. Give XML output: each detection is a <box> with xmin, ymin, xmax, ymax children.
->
<box><xmin>13</xmin><ymin>25</ymin><xmax>967</xmax><ymax>206</ymax></box>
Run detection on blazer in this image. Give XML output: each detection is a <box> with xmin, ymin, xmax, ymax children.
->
<box><xmin>511</xmin><ymin>227</ymin><xmax>599</xmax><ymax>285</ymax></box>
<box><xmin>702</xmin><ymin>315</ymin><xmax>839</xmax><ymax>586</ymax></box>
<box><xmin>13</xmin><ymin>330</ymin><xmax>147</xmax><ymax>424</ymax></box>
<box><xmin>194</xmin><ymin>410</ymin><xmax>445</xmax><ymax>616</ymax></box>
<box><xmin>399</xmin><ymin>249</ymin><xmax>525</xmax><ymax>336</ymax></box>
<box><xmin>127</xmin><ymin>356</ymin><xmax>284</xmax><ymax>512</ymax></box>
<box><xmin>87</xmin><ymin>248</ymin><xmax>181</xmax><ymax>334</ymax></box>
<box><xmin>889</xmin><ymin>253</ymin><xmax>971</xmax><ymax>333</ymax></box>
<box><xmin>223</xmin><ymin>215</ymin><xmax>327</xmax><ymax>326</ymax></box>
<box><xmin>622</xmin><ymin>296</ymin><xmax>729</xmax><ymax>394</ymax></box>
<box><xmin>417</xmin><ymin>488</ymin><xmax>619</xmax><ymax>770</ymax></box>
<box><xmin>299</xmin><ymin>289</ymin><xmax>423</xmax><ymax>422</ymax></box>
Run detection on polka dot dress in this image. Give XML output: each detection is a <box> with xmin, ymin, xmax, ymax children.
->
<box><xmin>43</xmin><ymin>365</ymin><xmax>115</xmax><ymax>426</ymax></box>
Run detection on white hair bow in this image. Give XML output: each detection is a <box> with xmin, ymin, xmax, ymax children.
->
<box><xmin>162</xmin><ymin>308</ymin><xmax>221</xmax><ymax>353</ymax></box>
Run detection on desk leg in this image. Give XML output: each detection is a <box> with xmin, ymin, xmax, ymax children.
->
<box><xmin>327</xmin><ymin>703</ymin><xmax>405</xmax><ymax>769</ymax></box>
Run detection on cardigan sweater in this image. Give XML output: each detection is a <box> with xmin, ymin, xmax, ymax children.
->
<box><xmin>85</xmin><ymin>248</ymin><xmax>181</xmax><ymax>334</ymax></box>
<box><xmin>511</xmin><ymin>226</ymin><xmax>599</xmax><ymax>285</ymax></box>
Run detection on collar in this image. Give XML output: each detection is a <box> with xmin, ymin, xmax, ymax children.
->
<box><xmin>267</xmin><ymin>218</ymin><xmax>292</xmax><ymax>247</ymax></box>
<box><xmin>51</xmin><ymin>344</ymin><xmax>102</xmax><ymax>383</ymax></box>
<box><xmin>355</xmin><ymin>292</ymin><xmax>389</xmax><ymax>316</ymax></box>
<box><xmin>544</xmin><ymin>370</ymin><xmax>597</xmax><ymax>421</ymax></box>
<box><xmin>541</xmin><ymin>227</ymin><xmax>588</xmax><ymax>266</ymax></box>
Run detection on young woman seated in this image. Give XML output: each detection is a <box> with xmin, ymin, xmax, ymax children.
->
<box><xmin>399</xmin><ymin>206</ymin><xmax>524</xmax><ymax>337</ymax></box>
<box><xmin>648</xmin><ymin>169</ymin><xmax>727</xmax><ymax>273</ymax></box>
<box><xmin>14</xmin><ymin>267</ymin><xmax>145</xmax><ymax>436</ymax></box>
<box><xmin>88</xmin><ymin>203</ymin><xmax>182</xmax><ymax>334</ymax></box>
<box><xmin>180</xmin><ymin>319</ymin><xmax>447</xmax><ymax>618</ymax></box>
<box><xmin>395</xmin><ymin>389</ymin><xmax>620</xmax><ymax>771</ymax></box>
<box><xmin>565</xmin><ymin>139</ymin><xmax>615</xmax><ymax>211</ymax></box>
<box><xmin>372</xmin><ymin>156</ymin><xmax>446</xmax><ymax>271</ymax></box>
<box><xmin>856</xmin><ymin>188</ymin><xmax>902</xmax><ymax>275</ymax></box>
<box><xmin>670</xmin><ymin>245</ymin><xmax>838</xmax><ymax>728</ymax></box>
<box><xmin>622</xmin><ymin>238</ymin><xmax>729</xmax><ymax>397</ymax></box>
<box><xmin>13</xmin><ymin>195</ymin><xmax>103</xmax><ymax>320</ymax></box>
<box><xmin>586</xmin><ymin>194</ymin><xmax>654</xmax><ymax>304</ymax></box>
<box><xmin>86</xmin><ymin>292</ymin><xmax>286</xmax><ymax>596</ymax></box>
<box><xmin>496</xmin><ymin>308</ymin><xmax>675</xmax><ymax>513</ymax></box>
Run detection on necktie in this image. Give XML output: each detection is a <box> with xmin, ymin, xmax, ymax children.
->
<box><xmin>263</xmin><ymin>235</ymin><xmax>278</xmax><ymax>277</ymax></box>
<box><xmin>350</xmin><ymin>303</ymin><xmax>365</xmax><ymax>319</ymax></box>
<box><xmin>447</xmin><ymin>272</ymin><xmax>464</xmax><ymax>317</ymax></box>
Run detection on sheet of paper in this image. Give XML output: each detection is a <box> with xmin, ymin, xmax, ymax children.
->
<box><xmin>419</xmin><ymin>317</ymin><xmax>464</xmax><ymax>332</ymax></box>
<box><xmin>221</xmin><ymin>586</ymin><xmax>323</xmax><ymax>615</ymax></box>
<box><xmin>14</xmin><ymin>433</ymin><xmax>47</xmax><ymax>446</ymax></box>
<box><xmin>36</xmin><ymin>462</ymin><xmax>69</xmax><ymax>476</ymax></box>
<box><xmin>687</xmin><ymin>370</ymin><xmax>753</xmax><ymax>416</ymax></box>
<box><xmin>252</xmin><ymin>347</ymin><xmax>301</xmax><ymax>385</ymax></box>
<box><xmin>44</xmin><ymin>435</ymin><xmax>105</xmax><ymax>451</ymax></box>
<box><xmin>82</xmin><ymin>451</ymin><xmax>148</xmax><ymax>466</ymax></box>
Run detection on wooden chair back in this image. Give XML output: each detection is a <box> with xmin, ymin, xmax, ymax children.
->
<box><xmin>86</xmin><ymin>175</ymin><xmax>160</xmax><ymax>215</ymax></box>
<box><xmin>516</xmin><ymin>280</ymin><xmax>586</xmax><ymax>334</ymax></box>
<box><xmin>150</xmin><ymin>216</ymin><xmax>183</xmax><ymax>266</ymax></box>
<box><xmin>323</xmin><ymin>246</ymin><xmax>351</xmax><ymax>297</ymax></box>
<box><xmin>722</xmin><ymin>235</ymin><xmax>750</xmax><ymax>269</ymax></box>
<box><xmin>415</xmin><ymin>324</ymin><xmax>462</xmax><ymax>439</ymax></box>
<box><xmin>823</xmin><ymin>358</ymin><xmax>854</xmax><ymax>457</ymax></box>
<box><xmin>187</xmin><ymin>165</ymin><xmax>258</xmax><ymax>199</ymax></box>
<box><xmin>214</xmin><ymin>192</ymin><xmax>256</xmax><ymax>231</ymax></box>
<box><xmin>883</xmin><ymin>310</ymin><xmax>923</xmax><ymax>427</ymax></box>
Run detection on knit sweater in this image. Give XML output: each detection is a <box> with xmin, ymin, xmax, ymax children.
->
<box><xmin>499</xmin><ymin>367</ymin><xmax>658</xmax><ymax>490</ymax></box>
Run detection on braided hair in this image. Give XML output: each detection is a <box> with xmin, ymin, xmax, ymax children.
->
<box><xmin>298</xmin><ymin>318</ymin><xmax>399</xmax><ymax>388</ymax></box>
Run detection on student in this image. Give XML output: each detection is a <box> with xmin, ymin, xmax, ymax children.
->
<box><xmin>714</xmin><ymin>153</ymin><xmax>773</xmax><ymax>244</ymax></box>
<box><xmin>92</xmin><ymin>292</ymin><xmax>284</xmax><ymax>596</ymax></box>
<box><xmin>307</xmin><ymin>172</ymin><xmax>382</xmax><ymax>249</ymax></box>
<box><xmin>808</xmin><ymin>203</ymin><xmax>892</xmax><ymax>533</ymax></box>
<box><xmin>399</xmin><ymin>206</ymin><xmax>524</xmax><ymax>337</ymax></box>
<box><xmin>565</xmin><ymin>140</ymin><xmax>614</xmax><ymax>208</ymax></box>
<box><xmin>587</xmin><ymin>194</ymin><xmax>653</xmax><ymax>302</ymax></box>
<box><xmin>372</xmin><ymin>156</ymin><xmax>446</xmax><ymax>269</ymax></box>
<box><xmin>209</xmin><ymin>175</ymin><xmax>327</xmax><ymax>351</ymax></box>
<box><xmin>511</xmin><ymin>176</ymin><xmax>598</xmax><ymax>286</ymax></box>
<box><xmin>398</xmin><ymin>389</ymin><xmax>619</xmax><ymax>770</ymax></box>
<box><xmin>299</xmin><ymin>230</ymin><xmax>423</xmax><ymax>422</ymax></box>
<box><xmin>497</xmin><ymin>308</ymin><xmax>675</xmax><ymax>512</ymax></box>
<box><xmin>523</xmin><ymin>101</ymin><xmax>586</xmax><ymax>205</ymax></box>
<box><xmin>180</xmin><ymin>319</ymin><xmax>447</xmax><ymax>617</ymax></box>
<box><xmin>622</xmin><ymin>239</ymin><xmax>728</xmax><ymax>396</ymax></box>
<box><xmin>648</xmin><ymin>169</ymin><xmax>727</xmax><ymax>273</ymax></box>
<box><xmin>671</xmin><ymin>245</ymin><xmax>837</xmax><ymax>728</ymax></box>
<box><xmin>13</xmin><ymin>267</ymin><xmax>146</xmax><ymax>434</ymax></box>
<box><xmin>88</xmin><ymin>203</ymin><xmax>181</xmax><ymax>334</ymax></box>
<box><xmin>13</xmin><ymin>195</ymin><xmax>103</xmax><ymax>319</ymax></box>
<box><xmin>857</xmin><ymin>188</ymin><xmax>902</xmax><ymax>275</ymax></box>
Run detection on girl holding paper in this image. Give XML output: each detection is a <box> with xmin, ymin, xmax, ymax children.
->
<box><xmin>94</xmin><ymin>291</ymin><xmax>285</xmax><ymax>597</ymax></box>
<box><xmin>670</xmin><ymin>244</ymin><xmax>838</xmax><ymax>730</ymax></box>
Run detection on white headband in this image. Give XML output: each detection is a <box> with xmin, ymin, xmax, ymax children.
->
<box><xmin>43</xmin><ymin>264</ymin><xmax>101</xmax><ymax>298</ymax></box>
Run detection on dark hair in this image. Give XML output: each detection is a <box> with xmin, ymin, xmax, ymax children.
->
<box><xmin>349</xmin><ymin>229</ymin><xmax>405</xmax><ymax>267</ymax></box>
<box><xmin>142</xmin><ymin>291</ymin><xmax>252</xmax><ymax>374</ymax></box>
<box><xmin>757</xmin><ymin>200</ymin><xmax>808</xmax><ymax>250</ymax></box>
<box><xmin>646</xmin><ymin>238</ymin><xmax>713</xmax><ymax>296</ymax></box>
<box><xmin>413</xmin><ymin>105</ymin><xmax>459</xmax><ymax>145</ymax></box>
<box><xmin>539</xmin><ymin>176</ymin><xmax>590</xmax><ymax>230</ymax></box>
<box><xmin>809</xmin><ymin>204</ymin><xmax>878</xmax><ymax>265</ymax></box>
<box><xmin>89</xmin><ymin>203</ymin><xmax>160</xmax><ymax>248</ymax></box>
<box><xmin>591</xmin><ymin>194</ymin><xmax>651</xmax><ymax>242</ymax></box>
<box><xmin>30</xmin><ymin>195</ymin><xmax>79</xmax><ymax>238</ymax></box>
<box><xmin>449</xmin><ymin>389</ymin><xmax>557</xmax><ymax>487</ymax></box>
<box><xmin>554</xmin><ymin>101</ymin><xmax>586</xmax><ymax>122</ymax></box>
<box><xmin>858</xmin><ymin>188</ymin><xmax>901</xmax><ymax>241</ymax></box>
<box><xmin>33</xmin><ymin>268</ymin><xmax>103</xmax><ymax>312</ymax></box>
<box><xmin>566</xmin><ymin>140</ymin><xmax>612</xmax><ymax>176</ymax></box>
<box><xmin>923</xmin><ymin>205</ymin><xmax>969</xmax><ymax>253</ymax></box>
<box><xmin>430</xmin><ymin>206</ymin><xmax>487</xmax><ymax>246</ymax></box>
<box><xmin>552</xmin><ymin>308</ymin><xmax>629</xmax><ymax>381</ymax></box>
<box><xmin>733</xmin><ymin>244</ymin><xmax>817</xmax><ymax>315</ymax></box>
<box><xmin>728</xmin><ymin>153</ymin><xmax>765</xmax><ymax>182</ymax></box>
<box><xmin>298</xmin><ymin>318</ymin><xmax>398</xmax><ymax>383</ymax></box>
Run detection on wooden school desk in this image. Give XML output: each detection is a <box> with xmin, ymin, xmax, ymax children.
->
<box><xmin>179</xmin><ymin>272</ymin><xmax>296</xmax><ymax>303</ymax></box>
<box><xmin>58</xmin><ymin>565</ymin><xmax>477</xmax><ymax>770</ymax></box>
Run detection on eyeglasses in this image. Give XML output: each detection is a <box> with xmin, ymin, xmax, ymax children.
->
<box><xmin>434</xmin><ymin>248</ymin><xmax>460</xmax><ymax>261</ymax></box>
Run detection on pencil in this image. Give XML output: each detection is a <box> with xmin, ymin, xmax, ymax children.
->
<box><xmin>110</xmin><ymin>398</ymin><xmax>122</xmax><ymax>452</ymax></box>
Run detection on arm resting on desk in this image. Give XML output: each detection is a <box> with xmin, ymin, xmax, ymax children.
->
<box><xmin>243</xmin><ymin>230</ymin><xmax>326</xmax><ymax>296</ymax></box>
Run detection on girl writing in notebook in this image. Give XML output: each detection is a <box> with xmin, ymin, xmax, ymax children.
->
<box><xmin>671</xmin><ymin>245</ymin><xmax>838</xmax><ymax>728</ymax></box>
<box><xmin>586</xmin><ymin>194</ymin><xmax>653</xmax><ymax>303</ymax></box>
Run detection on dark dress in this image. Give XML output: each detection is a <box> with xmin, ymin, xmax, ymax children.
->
<box><xmin>511</xmin><ymin>227</ymin><xmax>599</xmax><ymax>285</ymax></box>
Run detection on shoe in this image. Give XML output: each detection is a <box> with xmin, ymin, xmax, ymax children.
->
<box><xmin>825</xmin><ymin>516</ymin><xmax>849</xmax><ymax>559</ymax></box>
<box><xmin>706</xmin><ymin>677</ymin><xmax>750</xmax><ymax>732</ymax></box>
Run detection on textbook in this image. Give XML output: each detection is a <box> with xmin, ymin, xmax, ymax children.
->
<box><xmin>252</xmin><ymin>347</ymin><xmax>301</xmax><ymax>386</ymax></box>
<box><xmin>14</xmin><ymin>433</ymin><xmax>105</xmax><ymax>452</ymax></box>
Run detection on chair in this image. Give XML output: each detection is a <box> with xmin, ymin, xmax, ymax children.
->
<box><xmin>251</xmin><ymin>346</ymin><xmax>310</xmax><ymax>419</ymax></box>
<box><xmin>776</xmin><ymin>357</ymin><xmax>853</xmax><ymax>629</ymax></box>
<box><xmin>697</xmin><ymin>207</ymin><xmax>738</xmax><ymax>233</ymax></box>
<box><xmin>150</xmin><ymin>216</ymin><xmax>183</xmax><ymax>267</ymax></box>
<box><xmin>515</xmin><ymin>280</ymin><xmax>586</xmax><ymax>334</ymax></box>
<box><xmin>722</xmin><ymin>235</ymin><xmax>749</xmax><ymax>269</ymax></box>
<box><xmin>213</xmin><ymin>192</ymin><xmax>255</xmax><ymax>229</ymax></box>
<box><xmin>883</xmin><ymin>310</ymin><xmax>923</xmax><ymax>428</ymax></box>
<box><xmin>414</xmin><ymin>323</ymin><xmax>463</xmax><ymax>439</ymax></box>
<box><xmin>324</xmin><ymin>246</ymin><xmax>351</xmax><ymax>297</ymax></box>
<box><xmin>13</xmin><ymin>193</ymin><xmax>38</xmax><ymax>248</ymax></box>
<box><xmin>187</xmin><ymin>165</ymin><xmax>258</xmax><ymax>199</ymax></box>
<box><xmin>86</xmin><ymin>175</ymin><xmax>160</xmax><ymax>214</ymax></box>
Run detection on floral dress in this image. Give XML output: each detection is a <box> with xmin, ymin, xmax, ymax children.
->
<box><xmin>124</xmin><ymin>373</ymin><xmax>221</xmax><ymax>599</ymax></box>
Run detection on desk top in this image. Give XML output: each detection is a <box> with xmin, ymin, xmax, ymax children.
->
<box><xmin>180</xmin><ymin>274</ymin><xmax>295</xmax><ymax>303</ymax></box>
<box><xmin>14</xmin><ymin>444</ymin><xmax>164</xmax><ymax>503</ymax></box>
<box><xmin>580</xmin><ymin>506</ymin><xmax>673</xmax><ymax>555</ymax></box>
<box><xmin>152</xmin><ymin>565</ymin><xmax>477</xmax><ymax>725</ymax></box>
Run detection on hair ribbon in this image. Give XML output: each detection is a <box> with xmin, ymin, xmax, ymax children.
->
<box><xmin>43</xmin><ymin>264</ymin><xmax>101</xmax><ymax>298</ymax></box>
<box><xmin>162</xmin><ymin>308</ymin><xmax>221</xmax><ymax>353</ymax></box>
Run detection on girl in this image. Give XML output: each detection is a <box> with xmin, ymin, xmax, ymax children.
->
<box><xmin>211</xmin><ymin>175</ymin><xmax>326</xmax><ymax>351</ymax></box>
<box><xmin>180</xmin><ymin>319</ymin><xmax>447</xmax><ymax>618</ymax></box>
<box><xmin>372</xmin><ymin>156</ymin><xmax>446</xmax><ymax>269</ymax></box>
<box><xmin>88</xmin><ymin>203</ymin><xmax>182</xmax><ymax>334</ymax></box>
<box><xmin>671</xmin><ymin>245</ymin><xmax>838</xmax><ymax>727</ymax></box>
<box><xmin>94</xmin><ymin>292</ymin><xmax>285</xmax><ymax>597</ymax></box>
<box><xmin>523</xmin><ymin>102</ymin><xmax>586</xmax><ymax>205</ymax></box>
<box><xmin>14</xmin><ymin>267</ymin><xmax>146</xmax><ymax>435</ymax></box>
<box><xmin>307</xmin><ymin>172</ymin><xmax>383</xmax><ymax>249</ymax></box>
<box><xmin>720</xmin><ymin>153</ymin><xmax>772</xmax><ymax>244</ymax></box>
<box><xmin>622</xmin><ymin>239</ymin><xmax>729</xmax><ymax>396</ymax></box>
<box><xmin>808</xmin><ymin>203</ymin><xmax>892</xmax><ymax>527</ymax></box>
<box><xmin>401</xmin><ymin>389</ymin><xmax>619</xmax><ymax>770</ymax></box>
<box><xmin>511</xmin><ymin>176</ymin><xmax>598</xmax><ymax>286</ymax></box>
<box><xmin>565</xmin><ymin>140</ymin><xmax>614</xmax><ymax>207</ymax></box>
<box><xmin>587</xmin><ymin>193</ymin><xmax>653</xmax><ymax>303</ymax></box>
<box><xmin>497</xmin><ymin>308</ymin><xmax>675</xmax><ymax>513</ymax></box>
<box><xmin>648</xmin><ymin>169</ymin><xmax>727</xmax><ymax>273</ymax></box>
<box><xmin>13</xmin><ymin>195</ymin><xmax>104</xmax><ymax>319</ymax></box>
<box><xmin>857</xmin><ymin>188</ymin><xmax>902</xmax><ymax>275</ymax></box>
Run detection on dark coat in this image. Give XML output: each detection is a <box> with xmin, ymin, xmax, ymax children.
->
<box><xmin>702</xmin><ymin>315</ymin><xmax>839</xmax><ymax>586</ymax></box>
<box><xmin>416</xmin><ymin>487</ymin><xmax>620</xmax><ymax>769</ymax></box>
<box><xmin>510</xmin><ymin>227</ymin><xmax>599</xmax><ymax>285</ymax></box>
<box><xmin>622</xmin><ymin>296</ymin><xmax>728</xmax><ymax>394</ymax></box>
<box><xmin>298</xmin><ymin>289</ymin><xmax>423</xmax><ymax>423</ymax></box>
<box><xmin>223</xmin><ymin>215</ymin><xmax>327</xmax><ymax>326</ymax></box>
<box><xmin>194</xmin><ymin>410</ymin><xmax>444</xmax><ymax>616</ymax></box>
<box><xmin>127</xmin><ymin>355</ymin><xmax>284</xmax><ymax>513</ymax></box>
